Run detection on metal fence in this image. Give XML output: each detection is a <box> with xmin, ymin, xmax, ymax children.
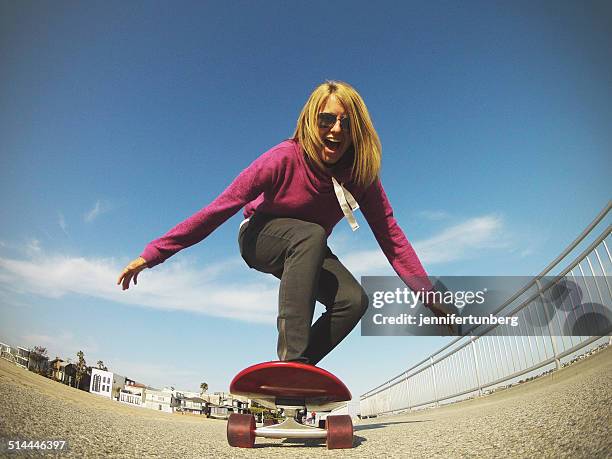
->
<box><xmin>359</xmin><ymin>202</ymin><xmax>611</xmax><ymax>417</ymax></box>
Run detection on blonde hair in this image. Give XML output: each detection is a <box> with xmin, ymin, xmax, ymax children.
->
<box><xmin>292</xmin><ymin>81</ymin><xmax>382</xmax><ymax>187</ymax></box>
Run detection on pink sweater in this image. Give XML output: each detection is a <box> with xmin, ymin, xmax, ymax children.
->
<box><xmin>141</xmin><ymin>140</ymin><xmax>432</xmax><ymax>292</ymax></box>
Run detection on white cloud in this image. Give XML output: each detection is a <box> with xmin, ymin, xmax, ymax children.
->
<box><xmin>414</xmin><ymin>214</ymin><xmax>507</xmax><ymax>264</ymax></box>
<box><xmin>341</xmin><ymin>214</ymin><xmax>509</xmax><ymax>276</ymax></box>
<box><xmin>0</xmin><ymin>213</ymin><xmax>508</xmax><ymax>326</ymax></box>
<box><xmin>0</xmin><ymin>253</ymin><xmax>278</xmax><ymax>324</ymax></box>
<box><xmin>84</xmin><ymin>200</ymin><xmax>112</xmax><ymax>223</ymax></box>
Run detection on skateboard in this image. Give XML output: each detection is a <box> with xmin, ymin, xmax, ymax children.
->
<box><xmin>227</xmin><ymin>361</ymin><xmax>354</xmax><ymax>449</ymax></box>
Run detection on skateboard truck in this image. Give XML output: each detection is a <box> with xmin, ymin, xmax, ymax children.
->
<box><xmin>256</xmin><ymin>406</ymin><xmax>326</xmax><ymax>439</ymax></box>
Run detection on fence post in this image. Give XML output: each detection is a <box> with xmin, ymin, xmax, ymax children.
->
<box><xmin>430</xmin><ymin>357</ymin><xmax>439</xmax><ymax>407</ymax></box>
<box><xmin>470</xmin><ymin>334</ymin><xmax>483</xmax><ymax>396</ymax></box>
<box><xmin>404</xmin><ymin>372</ymin><xmax>411</xmax><ymax>411</ymax></box>
<box><xmin>536</xmin><ymin>279</ymin><xmax>561</xmax><ymax>370</ymax></box>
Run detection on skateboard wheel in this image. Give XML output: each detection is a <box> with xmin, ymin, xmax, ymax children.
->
<box><xmin>227</xmin><ymin>413</ymin><xmax>256</xmax><ymax>448</ymax></box>
<box><xmin>326</xmin><ymin>415</ymin><xmax>353</xmax><ymax>449</ymax></box>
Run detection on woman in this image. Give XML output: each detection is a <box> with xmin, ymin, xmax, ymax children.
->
<box><xmin>118</xmin><ymin>81</ymin><xmax>446</xmax><ymax>365</ymax></box>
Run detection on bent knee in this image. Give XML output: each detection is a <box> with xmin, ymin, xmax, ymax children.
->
<box><xmin>346</xmin><ymin>286</ymin><xmax>369</xmax><ymax>319</ymax></box>
<box><xmin>358</xmin><ymin>289</ymin><xmax>369</xmax><ymax>316</ymax></box>
<box><xmin>293</xmin><ymin>222</ymin><xmax>327</xmax><ymax>248</ymax></box>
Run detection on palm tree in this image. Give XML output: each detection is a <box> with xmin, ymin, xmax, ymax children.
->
<box><xmin>96</xmin><ymin>360</ymin><xmax>108</xmax><ymax>371</ymax></box>
<box><xmin>200</xmin><ymin>382</ymin><xmax>208</xmax><ymax>395</ymax></box>
<box><xmin>75</xmin><ymin>350</ymin><xmax>87</xmax><ymax>388</ymax></box>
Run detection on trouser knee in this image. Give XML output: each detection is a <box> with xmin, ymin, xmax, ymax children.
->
<box><xmin>290</xmin><ymin>222</ymin><xmax>327</xmax><ymax>251</ymax></box>
<box><xmin>343</xmin><ymin>285</ymin><xmax>369</xmax><ymax>322</ymax></box>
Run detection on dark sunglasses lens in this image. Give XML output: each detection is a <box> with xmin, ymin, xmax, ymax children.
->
<box><xmin>318</xmin><ymin>113</ymin><xmax>350</xmax><ymax>130</ymax></box>
<box><xmin>318</xmin><ymin>113</ymin><xmax>336</xmax><ymax>128</ymax></box>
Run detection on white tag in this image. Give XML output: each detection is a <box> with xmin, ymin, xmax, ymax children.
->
<box><xmin>332</xmin><ymin>177</ymin><xmax>360</xmax><ymax>231</ymax></box>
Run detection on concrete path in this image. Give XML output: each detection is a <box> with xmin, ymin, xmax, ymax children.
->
<box><xmin>1</xmin><ymin>346</ymin><xmax>610</xmax><ymax>458</ymax></box>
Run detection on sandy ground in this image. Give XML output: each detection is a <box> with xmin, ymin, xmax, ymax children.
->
<box><xmin>1</xmin><ymin>346</ymin><xmax>611</xmax><ymax>458</ymax></box>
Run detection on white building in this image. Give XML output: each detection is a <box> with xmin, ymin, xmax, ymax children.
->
<box><xmin>0</xmin><ymin>343</ymin><xmax>30</xmax><ymax>369</ymax></box>
<box><xmin>89</xmin><ymin>369</ymin><xmax>126</xmax><ymax>400</ymax></box>
<box><xmin>119</xmin><ymin>381</ymin><xmax>146</xmax><ymax>408</ymax></box>
<box><xmin>15</xmin><ymin>347</ymin><xmax>30</xmax><ymax>369</ymax></box>
<box><xmin>144</xmin><ymin>388</ymin><xmax>178</xmax><ymax>413</ymax></box>
<box><xmin>90</xmin><ymin>368</ymin><xmax>114</xmax><ymax>398</ymax></box>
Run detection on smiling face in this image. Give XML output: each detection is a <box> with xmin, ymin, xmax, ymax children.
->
<box><xmin>318</xmin><ymin>95</ymin><xmax>352</xmax><ymax>165</ymax></box>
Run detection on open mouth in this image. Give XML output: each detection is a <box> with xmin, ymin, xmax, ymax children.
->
<box><xmin>324</xmin><ymin>138</ymin><xmax>342</xmax><ymax>152</ymax></box>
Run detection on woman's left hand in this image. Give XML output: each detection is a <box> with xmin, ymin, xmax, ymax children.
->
<box><xmin>427</xmin><ymin>301</ymin><xmax>460</xmax><ymax>335</ymax></box>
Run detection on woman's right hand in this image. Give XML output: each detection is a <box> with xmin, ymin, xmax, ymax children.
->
<box><xmin>117</xmin><ymin>257</ymin><xmax>148</xmax><ymax>291</ymax></box>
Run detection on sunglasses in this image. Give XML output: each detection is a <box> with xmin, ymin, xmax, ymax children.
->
<box><xmin>318</xmin><ymin>112</ymin><xmax>350</xmax><ymax>130</ymax></box>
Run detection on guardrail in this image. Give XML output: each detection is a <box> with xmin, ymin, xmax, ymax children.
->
<box><xmin>360</xmin><ymin>202</ymin><xmax>611</xmax><ymax>417</ymax></box>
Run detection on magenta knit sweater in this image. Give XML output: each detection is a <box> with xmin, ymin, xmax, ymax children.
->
<box><xmin>141</xmin><ymin>140</ymin><xmax>432</xmax><ymax>292</ymax></box>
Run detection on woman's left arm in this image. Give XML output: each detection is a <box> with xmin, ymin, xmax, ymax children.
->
<box><xmin>359</xmin><ymin>178</ymin><xmax>433</xmax><ymax>293</ymax></box>
<box><xmin>360</xmin><ymin>180</ymin><xmax>459</xmax><ymax>333</ymax></box>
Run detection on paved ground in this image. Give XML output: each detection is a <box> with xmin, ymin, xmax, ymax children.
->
<box><xmin>1</xmin><ymin>346</ymin><xmax>610</xmax><ymax>458</ymax></box>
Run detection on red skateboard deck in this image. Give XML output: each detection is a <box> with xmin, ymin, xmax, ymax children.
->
<box><xmin>227</xmin><ymin>361</ymin><xmax>354</xmax><ymax>449</ymax></box>
<box><xmin>230</xmin><ymin>360</ymin><xmax>351</xmax><ymax>405</ymax></box>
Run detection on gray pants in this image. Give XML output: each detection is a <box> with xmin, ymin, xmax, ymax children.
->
<box><xmin>238</xmin><ymin>213</ymin><xmax>369</xmax><ymax>365</ymax></box>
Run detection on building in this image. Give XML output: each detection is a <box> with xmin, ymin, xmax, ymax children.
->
<box><xmin>14</xmin><ymin>347</ymin><xmax>31</xmax><ymax>369</ymax></box>
<box><xmin>0</xmin><ymin>343</ymin><xmax>31</xmax><ymax>369</ymax></box>
<box><xmin>205</xmin><ymin>392</ymin><xmax>250</xmax><ymax>419</ymax></box>
<box><xmin>119</xmin><ymin>381</ymin><xmax>146</xmax><ymax>408</ymax></box>
<box><xmin>231</xmin><ymin>395</ymin><xmax>249</xmax><ymax>414</ymax></box>
<box><xmin>49</xmin><ymin>358</ymin><xmax>77</xmax><ymax>387</ymax></box>
<box><xmin>144</xmin><ymin>388</ymin><xmax>180</xmax><ymax>413</ymax></box>
<box><xmin>0</xmin><ymin>342</ymin><xmax>16</xmax><ymax>364</ymax></box>
<box><xmin>180</xmin><ymin>397</ymin><xmax>210</xmax><ymax>416</ymax></box>
<box><xmin>90</xmin><ymin>368</ymin><xmax>114</xmax><ymax>398</ymax></box>
<box><xmin>110</xmin><ymin>374</ymin><xmax>126</xmax><ymax>399</ymax></box>
<box><xmin>89</xmin><ymin>368</ymin><xmax>126</xmax><ymax>400</ymax></box>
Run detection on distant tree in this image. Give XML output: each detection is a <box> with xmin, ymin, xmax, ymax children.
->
<box><xmin>200</xmin><ymin>382</ymin><xmax>208</xmax><ymax>395</ymax></box>
<box><xmin>28</xmin><ymin>346</ymin><xmax>48</xmax><ymax>375</ymax></box>
<box><xmin>33</xmin><ymin>345</ymin><xmax>47</xmax><ymax>356</ymax></box>
<box><xmin>96</xmin><ymin>360</ymin><xmax>108</xmax><ymax>371</ymax></box>
<box><xmin>75</xmin><ymin>350</ymin><xmax>87</xmax><ymax>388</ymax></box>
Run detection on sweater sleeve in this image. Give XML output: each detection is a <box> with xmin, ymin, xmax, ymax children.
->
<box><xmin>359</xmin><ymin>178</ymin><xmax>434</xmax><ymax>294</ymax></box>
<box><xmin>140</xmin><ymin>150</ymin><xmax>278</xmax><ymax>267</ymax></box>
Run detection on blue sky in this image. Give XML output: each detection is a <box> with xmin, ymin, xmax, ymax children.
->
<box><xmin>1</xmin><ymin>1</ymin><xmax>610</xmax><ymax>397</ymax></box>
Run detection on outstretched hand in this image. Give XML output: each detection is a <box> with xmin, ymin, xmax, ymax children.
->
<box><xmin>117</xmin><ymin>257</ymin><xmax>148</xmax><ymax>290</ymax></box>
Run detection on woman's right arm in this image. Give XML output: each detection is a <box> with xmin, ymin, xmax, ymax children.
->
<box><xmin>116</xmin><ymin>142</ymin><xmax>288</xmax><ymax>290</ymax></box>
